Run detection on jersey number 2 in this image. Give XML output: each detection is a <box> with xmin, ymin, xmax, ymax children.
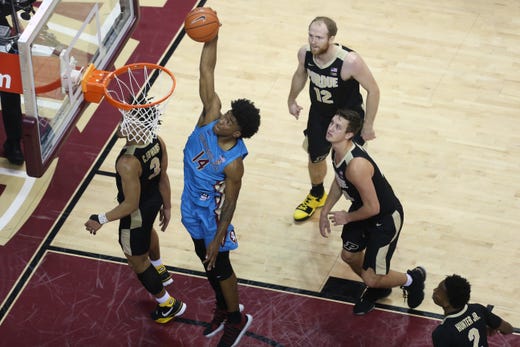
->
<box><xmin>467</xmin><ymin>328</ymin><xmax>480</xmax><ymax>347</ymax></box>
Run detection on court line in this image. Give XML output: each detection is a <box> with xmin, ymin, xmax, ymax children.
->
<box><xmin>0</xmin><ymin>167</ymin><xmax>36</xmax><ymax>232</ymax></box>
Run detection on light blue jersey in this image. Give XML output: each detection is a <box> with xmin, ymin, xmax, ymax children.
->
<box><xmin>181</xmin><ymin>120</ymin><xmax>248</xmax><ymax>250</ymax></box>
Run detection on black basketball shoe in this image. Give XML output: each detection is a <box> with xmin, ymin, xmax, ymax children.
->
<box><xmin>353</xmin><ymin>287</ymin><xmax>392</xmax><ymax>315</ymax></box>
<box><xmin>402</xmin><ymin>266</ymin><xmax>427</xmax><ymax>308</ymax></box>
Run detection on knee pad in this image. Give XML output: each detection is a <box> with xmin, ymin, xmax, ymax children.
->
<box><xmin>137</xmin><ymin>264</ymin><xmax>163</xmax><ymax>295</ymax></box>
<box><xmin>214</xmin><ymin>251</ymin><xmax>233</xmax><ymax>280</ymax></box>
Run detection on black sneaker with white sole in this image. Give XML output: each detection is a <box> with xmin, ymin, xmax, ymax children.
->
<box><xmin>402</xmin><ymin>266</ymin><xmax>427</xmax><ymax>308</ymax></box>
<box><xmin>204</xmin><ymin>304</ymin><xmax>244</xmax><ymax>338</ymax></box>
<box><xmin>353</xmin><ymin>287</ymin><xmax>392</xmax><ymax>315</ymax></box>
<box><xmin>217</xmin><ymin>313</ymin><xmax>253</xmax><ymax>347</ymax></box>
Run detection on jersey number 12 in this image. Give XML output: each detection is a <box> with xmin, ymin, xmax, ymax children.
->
<box><xmin>313</xmin><ymin>87</ymin><xmax>333</xmax><ymax>104</ymax></box>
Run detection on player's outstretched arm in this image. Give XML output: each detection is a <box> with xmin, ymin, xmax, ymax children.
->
<box><xmin>198</xmin><ymin>36</ymin><xmax>222</xmax><ymax>126</ymax></box>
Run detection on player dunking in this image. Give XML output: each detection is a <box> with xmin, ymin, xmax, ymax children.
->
<box><xmin>181</xmin><ymin>30</ymin><xmax>260</xmax><ymax>346</ymax></box>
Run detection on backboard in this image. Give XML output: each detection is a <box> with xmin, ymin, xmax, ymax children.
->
<box><xmin>15</xmin><ymin>0</ymin><xmax>139</xmax><ymax>177</ymax></box>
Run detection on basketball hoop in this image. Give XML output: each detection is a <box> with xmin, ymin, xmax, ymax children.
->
<box><xmin>81</xmin><ymin>62</ymin><xmax>176</xmax><ymax>143</ymax></box>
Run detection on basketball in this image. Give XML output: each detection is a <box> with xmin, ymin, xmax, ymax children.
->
<box><xmin>184</xmin><ymin>7</ymin><xmax>220</xmax><ymax>42</ymax></box>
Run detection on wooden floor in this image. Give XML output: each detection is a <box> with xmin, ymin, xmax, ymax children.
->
<box><xmin>3</xmin><ymin>0</ymin><xmax>520</xmax><ymax>334</ymax></box>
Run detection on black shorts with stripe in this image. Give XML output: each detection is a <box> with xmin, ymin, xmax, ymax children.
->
<box><xmin>341</xmin><ymin>206</ymin><xmax>404</xmax><ymax>275</ymax></box>
<box><xmin>118</xmin><ymin>199</ymin><xmax>161</xmax><ymax>256</ymax></box>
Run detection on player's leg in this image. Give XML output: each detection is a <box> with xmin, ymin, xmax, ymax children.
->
<box><xmin>119</xmin><ymin>215</ymin><xmax>185</xmax><ymax>323</ymax></box>
<box><xmin>340</xmin><ymin>249</ymin><xmax>364</xmax><ymax>277</ymax></box>
<box><xmin>339</xmin><ymin>220</ymin><xmax>367</xmax><ymax>277</ymax></box>
<box><xmin>339</xmin><ymin>220</ymin><xmax>388</xmax><ymax>315</ymax></box>
<box><xmin>359</xmin><ymin>209</ymin><xmax>426</xmax><ymax>312</ymax></box>
<box><xmin>148</xmin><ymin>227</ymin><xmax>173</xmax><ymax>286</ymax></box>
<box><xmin>309</xmin><ymin>159</ymin><xmax>327</xmax><ymax>190</ymax></box>
<box><xmin>353</xmin><ymin>213</ymin><xmax>398</xmax><ymax>315</ymax></box>
<box><xmin>378</xmin><ymin>208</ymin><xmax>425</xmax><ymax>308</ymax></box>
<box><xmin>184</xmin><ymin>202</ymin><xmax>231</xmax><ymax>337</ymax></box>
<box><xmin>294</xmin><ymin>112</ymin><xmax>331</xmax><ymax>221</ymax></box>
<box><xmin>125</xmin><ymin>252</ymin><xmax>186</xmax><ymax>323</ymax></box>
<box><xmin>213</xmin><ymin>249</ymin><xmax>252</xmax><ymax>347</ymax></box>
<box><xmin>193</xmin><ymin>239</ymin><xmax>236</xmax><ymax>338</ymax></box>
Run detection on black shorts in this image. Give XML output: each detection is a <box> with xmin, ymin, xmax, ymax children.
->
<box><xmin>118</xmin><ymin>202</ymin><xmax>161</xmax><ymax>256</ymax></box>
<box><xmin>341</xmin><ymin>207</ymin><xmax>404</xmax><ymax>275</ymax></box>
<box><xmin>305</xmin><ymin>106</ymin><xmax>365</xmax><ymax>163</ymax></box>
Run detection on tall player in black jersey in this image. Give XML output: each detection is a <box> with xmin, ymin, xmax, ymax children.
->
<box><xmin>288</xmin><ymin>16</ymin><xmax>380</xmax><ymax>222</ymax></box>
<box><xmin>84</xmin><ymin>106</ymin><xmax>186</xmax><ymax>324</ymax></box>
<box><xmin>319</xmin><ymin>109</ymin><xmax>425</xmax><ymax>315</ymax></box>
<box><xmin>432</xmin><ymin>274</ymin><xmax>513</xmax><ymax>347</ymax></box>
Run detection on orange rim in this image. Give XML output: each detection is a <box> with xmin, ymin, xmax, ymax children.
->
<box><xmin>103</xmin><ymin>63</ymin><xmax>176</xmax><ymax>111</ymax></box>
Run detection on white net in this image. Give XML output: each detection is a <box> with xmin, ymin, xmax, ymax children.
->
<box><xmin>119</xmin><ymin>101</ymin><xmax>163</xmax><ymax>144</ymax></box>
<box><xmin>105</xmin><ymin>65</ymin><xmax>173</xmax><ymax>144</ymax></box>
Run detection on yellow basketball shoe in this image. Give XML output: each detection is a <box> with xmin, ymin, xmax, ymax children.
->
<box><xmin>151</xmin><ymin>297</ymin><xmax>186</xmax><ymax>324</ymax></box>
<box><xmin>293</xmin><ymin>192</ymin><xmax>327</xmax><ymax>221</ymax></box>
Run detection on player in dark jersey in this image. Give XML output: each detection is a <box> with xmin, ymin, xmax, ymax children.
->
<box><xmin>84</xmin><ymin>105</ymin><xmax>186</xmax><ymax>324</ymax></box>
<box><xmin>288</xmin><ymin>16</ymin><xmax>380</xmax><ymax>222</ymax></box>
<box><xmin>181</xmin><ymin>31</ymin><xmax>260</xmax><ymax>347</ymax></box>
<box><xmin>432</xmin><ymin>274</ymin><xmax>513</xmax><ymax>347</ymax></box>
<box><xmin>319</xmin><ymin>108</ymin><xmax>425</xmax><ymax>315</ymax></box>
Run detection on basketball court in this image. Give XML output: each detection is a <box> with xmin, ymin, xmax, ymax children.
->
<box><xmin>0</xmin><ymin>0</ymin><xmax>519</xmax><ymax>346</ymax></box>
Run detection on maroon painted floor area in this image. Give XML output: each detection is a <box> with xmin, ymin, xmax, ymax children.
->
<box><xmin>0</xmin><ymin>252</ymin><xmax>436</xmax><ymax>347</ymax></box>
<box><xmin>1</xmin><ymin>251</ymin><xmax>518</xmax><ymax>347</ymax></box>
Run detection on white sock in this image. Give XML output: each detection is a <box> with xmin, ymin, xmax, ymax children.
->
<box><xmin>156</xmin><ymin>291</ymin><xmax>170</xmax><ymax>304</ymax></box>
<box><xmin>404</xmin><ymin>273</ymin><xmax>413</xmax><ymax>287</ymax></box>
<box><xmin>150</xmin><ymin>258</ymin><xmax>163</xmax><ymax>267</ymax></box>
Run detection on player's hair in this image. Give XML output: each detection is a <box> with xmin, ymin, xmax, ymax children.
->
<box><xmin>336</xmin><ymin>108</ymin><xmax>363</xmax><ymax>135</ymax></box>
<box><xmin>310</xmin><ymin>16</ymin><xmax>338</xmax><ymax>37</ymax></box>
<box><xmin>128</xmin><ymin>95</ymin><xmax>161</xmax><ymax>124</ymax></box>
<box><xmin>231</xmin><ymin>98</ymin><xmax>260</xmax><ymax>139</ymax></box>
<box><xmin>444</xmin><ymin>274</ymin><xmax>471</xmax><ymax>309</ymax></box>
